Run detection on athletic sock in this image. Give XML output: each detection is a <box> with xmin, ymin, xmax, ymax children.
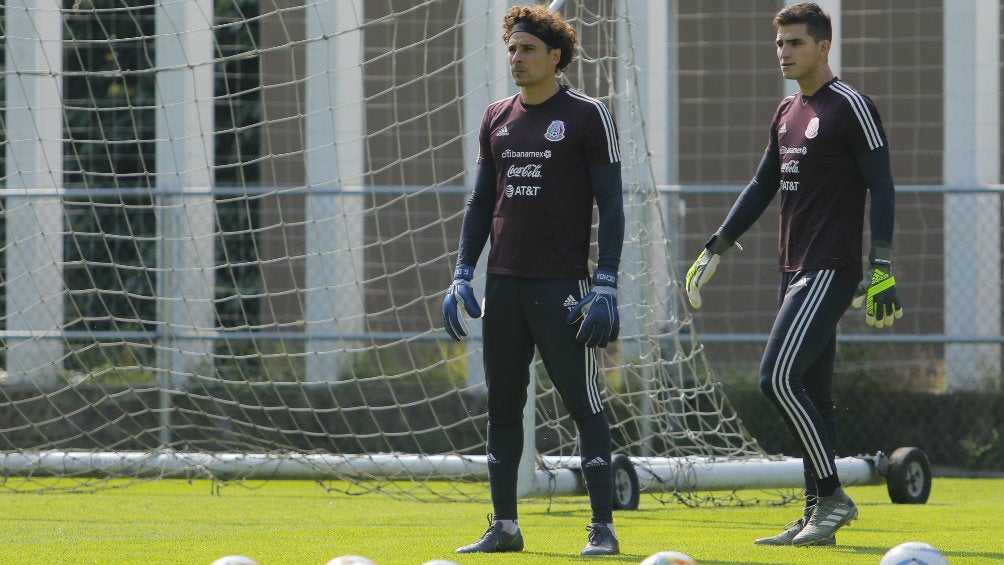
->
<box><xmin>816</xmin><ymin>475</ymin><xmax>840</xmax><ymax>498</ymax></box>
<box><xmin>496</xmin><ymin>519</ymin><xmax>519</xmax><ymax>535</ymax></box>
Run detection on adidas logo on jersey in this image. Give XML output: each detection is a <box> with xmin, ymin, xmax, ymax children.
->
<box><xmin>563</xmin><ymin>295</ymin><xmax>578</xmax><ymax>310</ymax></box>
<box><xmin>582</xmin><ymin>457</ymin><xmax>608</xmax><ymax>469</ymax></box>
<box><xmin>495</xmin><ymin>126</ymin><xmax>509</xmax><ymax>137</ymax></box>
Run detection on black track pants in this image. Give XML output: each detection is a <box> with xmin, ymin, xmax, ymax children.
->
<box><xmin>482</xmin><ymin>275</ymin><xmax>612</xmax><ymax>523</ymax></box>
<box><xmin>758</xmin><ymin>270</ymin><xmax>856</xmax><ymax>482</ymax></box>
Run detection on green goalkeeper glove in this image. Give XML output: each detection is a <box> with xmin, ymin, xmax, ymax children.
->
<box><xmin>685</xmin><ymin>232</ymin><xmax>734</xmax><ymax>309</ymax></box>
<box><xmin>851</xmin><ymin>242</ymin><xmax>904</xmax><ymax>328</ymax></box>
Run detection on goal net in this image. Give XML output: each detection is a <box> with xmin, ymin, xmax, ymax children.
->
<box><xmin>0</xmin><ymin>0</ymin><xmax>785</xmax><ymax>500</ymax></box>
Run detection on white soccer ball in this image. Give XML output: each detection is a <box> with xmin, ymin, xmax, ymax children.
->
<box><xmin>210</xmin><ymin>556</ymin><xmax>260</xmax><ymax>565</ymax></box>
<box><xmin>640</xmin><ymin>551</ymin><xmax>698</xmax><ymax>565</ymax></box>
<box><xmin>879</xmin><ymin>541</ymin><xmax>949</xmax><ymax>565</ymax></box>
<box><xmin>324</xmin><ymin>556</ymin><xmax>378</xmax><ymax>565</ymax></box>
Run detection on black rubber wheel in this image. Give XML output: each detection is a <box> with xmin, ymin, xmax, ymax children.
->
<box><xmin>886</xmin><ymin>447</ymin><xmax>932</xmax><ymax>504</ymax></box>
<box><xmin>611</xmin><ymin>454</ymin><xmax>640</xmax><ymax>510</ymax></box>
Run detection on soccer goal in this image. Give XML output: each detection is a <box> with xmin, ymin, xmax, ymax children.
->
<box><xmin>0</xmin><ymin>0</ymin><xmax>924</xmax><ymax>505</ymax></box>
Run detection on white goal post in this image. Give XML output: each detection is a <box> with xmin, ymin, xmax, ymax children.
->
<box><xmin>0</xmin><ymin>451</ymin><xmax>886</xmax><ymax>494</ymax></box>
<box><xmin>0</xmin><ymin>0</ymin><xmax>930</xmax><ymax>504</ymax></box>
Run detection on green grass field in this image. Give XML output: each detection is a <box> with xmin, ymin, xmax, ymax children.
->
<box><xmin>0</xmin><ymin>477</ymin><xmax>1000</xmax><ymax>565</ymax></box>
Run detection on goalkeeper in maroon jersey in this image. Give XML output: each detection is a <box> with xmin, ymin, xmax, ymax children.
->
<box><xmin>685</xmin><ymin>2</ymin><xmax>903</xmax><ymax>547</ymax></box>
<box><xmin>441</xmin><ymin>4</ymin><xmax>624</xmax><ymax>558</ymax></box>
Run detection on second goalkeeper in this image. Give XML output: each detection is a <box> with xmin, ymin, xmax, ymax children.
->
<box><xmin>685</xmin><ymin>1</ymin><xmax>902</xmax><ymax>548</ymax></box>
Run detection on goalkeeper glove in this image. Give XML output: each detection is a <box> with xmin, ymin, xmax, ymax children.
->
<box><xmin>442</xmin><ymin>265</ymin><xmax>482</xmax><ymax>341</ymax></box>
<box><xmin>685</xmin><ymin>232</ymin><xmax>734</xmax><ymax>309</ymax></box>
<box><xmin>851</xmin><ymin>243</ymin><xmax>904</xmax><ymax>328</ymax></box>
<box><xmin>566</xmin><ymin>269</ymin><xmax>619</xmax><ymax>349</ymax></box>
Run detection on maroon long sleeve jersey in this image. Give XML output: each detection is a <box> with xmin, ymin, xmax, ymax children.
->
<box><xmin>767</xmin><ymin>78</ymin><xmax>888</xmax><ymax>280</ymax></box>
<box><xmin>477</xmin><ymin>85</ymin><xmax>620</xmax><ymax>280</ymax></box>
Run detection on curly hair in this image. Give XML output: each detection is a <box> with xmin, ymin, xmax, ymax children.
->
<box><xmin>502</xmin><ymin>4</ymin><xmax>577</xmax><ymax>73</ymax></box>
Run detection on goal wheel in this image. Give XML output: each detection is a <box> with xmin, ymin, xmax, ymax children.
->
<box><xmin>611</xmin><ymin>454</ymin><xmax>640</xmax><ymax>510</ymax></box>
<box><xmin>886</xmin><ymin>447</ymin><xmax>932</xmax><ymax>504</ymax></box>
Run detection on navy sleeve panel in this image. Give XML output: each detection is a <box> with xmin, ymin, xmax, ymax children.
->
<box><xmin>856</xmin><ymin>145</ymin><xmax>895</xmax><ymax>246</ymax></box>
<box><xmin>591</xmin><ymin>161</ymin><xmax>625</xmax><ymax>273</ymax></box>
<box><xmin>457</xmin><ymin>162</ymin><xmax>497</xmax><ymax>268</ymax></box>
<box><xmin>719</xmin><ymin>152</ymin><xmax>781</xmax><ymax>243</ymax></box>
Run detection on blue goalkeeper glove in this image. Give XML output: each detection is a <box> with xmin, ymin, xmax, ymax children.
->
<box><xmin>685</xmin><ymin>232</ymin><xmax>734</xmax><ymax>309</ymax></box>
<box><xmin>565</xmin><ymin>269</ymin><xmax>619</xmax><ymax>349</ymax></box>
<box><xmin>851</xmin><ymin>243</ymin><xmax>903</xmax><ymax>328</ymax></box>
<box><xmin>442</xmin><ymin>265</ymin><xmax>482</xmax><ymax>341</ymax></box>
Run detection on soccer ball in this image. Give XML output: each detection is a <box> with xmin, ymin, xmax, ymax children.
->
<box><xmin>879</xmin><ymin>542</ymin><xmax>949</xmax><ymax>565</ymax></box>
<box><xmin>210</xmin><ymin>557</ymin><xmax>260</xmax><ymax>565</ymax></box>
<box><xmin>640</xmin><ymin>551</ymin><xmax>698</xmax><ymax>565</ymax></box>
<box><xmin>324</xmin><ymin>556</ymin><xmax>378</xmax><ymax>565</ymax></box>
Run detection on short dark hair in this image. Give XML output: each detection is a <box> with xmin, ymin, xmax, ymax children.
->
<box><xmin>773</xmin><ymin>2</ymin><xmax>832</xmax><ymax>43</ymax></box>
<box><xmin>503</xmin><ymin>5</ymin><xmax>577</xmax><ymax>73</ymax></box>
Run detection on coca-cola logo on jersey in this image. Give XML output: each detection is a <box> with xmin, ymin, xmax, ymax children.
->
<box><xmin>507</xmin><ymin>163</ymin><xmax>543</xmax><ymax>178</ymax></box>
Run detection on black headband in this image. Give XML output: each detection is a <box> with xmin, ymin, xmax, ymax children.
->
<box><xmin>510</xmin><ymin>20</ymin><xmax>556</xmax><ymax>48</ymax></box>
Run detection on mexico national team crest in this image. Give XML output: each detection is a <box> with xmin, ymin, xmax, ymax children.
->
<box><xmin>545</xmin><ymin>120</ymin><xmax>566</xmax><ymax>141</ymax></box>
<box><xmin>805</xmin><ymin>116</ymin><xmax>820</xmax><ymax>139</ymax></box>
